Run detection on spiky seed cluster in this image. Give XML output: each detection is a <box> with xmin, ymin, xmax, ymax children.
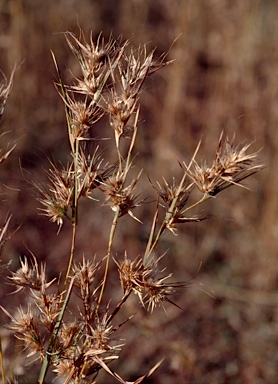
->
<box><xmin>2</xmin><ymin>305</ymin><xmax>44</xmax><ymax>359</ymax></box>
<box><xmin>3</xmin><ymin>255</ymin><xmax>65</xmax><ymax>356</ymax></box>
<box><xmin>116</xmin><ymin>255</ymin><xmax>186</xmax><ymax>312</ymax></box>
<box><xmin>100</xmin><ymin>171</ymin><xmax>143</xmax><ymax>221</ymax></box>
<box><xmin>151</xmin><ymin>135</ymin><xmax>262</xmax><ymax>235</ymax></box>
<box><xmin>115</xmin><ymin>254</ymin><xmax>143</xmax><ymax>294</ymax></box>
<box><xmin>89</xmin><ymin>315</ymin><xmax>119</xmax><ymax>352</ymax></box>
<box><xmin>107</xmin><ymin>45</ymin><xmax>167</xmax><ymax>145</ymax></box>
<box><xmin>71</xmin><ymin>257</ymin><xmax>100</xmax><ymax>292</ymax></box>
<box><xmin>34</xmin><ymin>292</ymin><xmax>63</xmax><ymax>332</ymax></box>
<box><xmin>156</xmin><ymin>178</ymin><xmax>191</xmax><ymax>210</ymax></box>
<box><xmin>71</xmin><ymin>257</ymin><xmax>101</xmax><ymax>322</ymax></box>
<box><xmin>36</xmin><ymin>162</ymin><xmax>74</xmax><ymax>229</ymax></box>
<box><xmin>36</xmin><ymin>148</ymin><xmax>117</xmax><ymax>228</ymax></box>
<box><xmin>65</xmin><ymin>32</ymin><xmax>119</xmax><ymax>96</ymax></box>
<box><xmin>64</xmin><ymin>34</ymin><xmax>168</xmax><ymax>148</ymax></box>
<box><xmin>62</xmin><ymin>91</ymin><xmax>104</xmax><ymax>143</ymax></box>
<box><xmin>53</xmin><ymin>314</ymin><xmax>122</xmax><ymax>382</ymax></box>
<box><xmin>4</xmin><ymin>254</ymin><xmax>125</xmax><ymax>382</ymax></box>
<box><xmin>77</xmin><ymin>147</ymin><xmax>117</xmax><ymax>199</ymax></box>
<box><xmin>8</xmin><ymin>256</ymin><xmax>53</xmax><ymax>293</ymax></box>
<box><xmin>186</xmin><ymin>134</ymin><xmax>263</xmax><ymax>196</ymax></box>
<box><xmin>58</xmin><ymin>322</ymin><xmax>81</xmax><ymax>353</ymax></box>
<box><xmin>119</xmin><ymin>44</ymin><xmax>169</xmax><ymax>91</ymax></box>
<box><xmin>106</xmin><ymin>47</ymin><xmax>152</xmax><ymax>142</ymax></box>
<box><xmin>107</xmin><ymin>89</ymin><xmax>137</xmax><ymax>143</ymax></box>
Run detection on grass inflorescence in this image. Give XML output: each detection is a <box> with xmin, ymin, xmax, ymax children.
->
<box><xmin>0</xmin><ymin>31</ymin><xmax>262</xmax><ymax>384</ymax></box>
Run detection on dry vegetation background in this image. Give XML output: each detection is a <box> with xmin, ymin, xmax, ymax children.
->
<box><xmin>0</xmin><ymin>0</ymin><xmax>277</xmax><ymax>383</ymax></box>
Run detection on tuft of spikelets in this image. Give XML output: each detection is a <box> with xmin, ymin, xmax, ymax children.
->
<box><xmin>99</xmin><ymin>170</ymin><xmax>144</xmax><ymax>221</ymax></box>
<box><xmin>115</xmin><ymin>254</ymin><xmax>188</xmax><ymax>312</ymax></box>
<box><xmin>8</xmin><ymin>255</ymin><xmax>54</xmax><ymax>293</ymax></box>
<box><xmin>184</xmin><ymin>133</ymin><xmax>263</xmax><ymax>196</ymax></box>
<box><xmin>1</xmin><ymin>305</ymin><xmax>44</xmax><ymax>360</ymax></box>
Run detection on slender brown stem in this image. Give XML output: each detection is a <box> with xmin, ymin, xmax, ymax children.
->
<box><xmin>125</xmin><ymin>108</ymin><xmax>139</xmax><ymax>170</ymax></box>
<box><xmin>107</xmin><ymin>290</ymin><xmax>132</xmax><ymax>324</ymax></box>
<box><xmin>181</xmin><ymin>194</ymin><xmax>211</xmax><ymax>215</ymax></box>
<box><xmin>64</xmin><ymin>139</ymin><xmax>80</xmax><ymax>286</ymax></box>
<box><xmin>144</xmin><ymin>221</ymin><xmax>166</xmax><ymax>264</ymax></box>
<box><xmin>97</xmin><ymin>207</ymin><xmax>120</xmax><ymax>312</ymax></box>
<box><xmin>64</xmin><ymin>219</ymin><xmax>77</xmax><ymax>287</ymax></box>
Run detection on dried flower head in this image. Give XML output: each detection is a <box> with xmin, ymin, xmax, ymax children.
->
<box><xmin>100</xmin><ymin>171</ymin><xmax>143</xmax><ymax>221</ymax></box>
<box><xmin>58</xmin><ymin>322</ymin><xmax>81</xmax><ymax>352</ymax></box>
<box><xmin>71</xmin><ymin>257</ymin><xmax>102</xmax><ymax>316</ymax></box>
<box><xmin>36</xmin><ymin>161</ymin><xmax>74</xmax><ymax>229</ymax></box>
<box><xmin>1</xmin><ymin>305</ymin><xmax>44</xmax><ymax>359</ymax></box>
<box><xmin>65</xmin><ymin>31</ymin><xmax>121</xmax><ymax>97</ymax></box>
<box><xmin>116</xmin><ymin>254</ymin><xmax>187</xmax><ymax>311</ymax></box>
<box><xmin>185</xmin><ymin>134</ymin><xmax>263</xmax><ymax>196</ymax></box>
<box><xmin>8</xmin><ymin>255</ymin><xmax>53</xmax><ymax>293</ymax></box>
<box><xmin>72</xmin><ymin>257</ymin><xmax>100</xmax><ymax>291</ymax></box>
<box><xmin>119</xmin><ymin>44</ymin><xmax>169</xmax><ymax>92</ymax></box>
<box><xmin>107</xmin><ymin>88</ymin><xmax>138</xmax><ymax>143</ymax></box>
<box><xmin>89</xmin><ymin>318</ymin><xmax>115</xmax><ymax>351</ymax></box>
<box><xmin>53</xmin><ymin>313</ymin><xmax>123</xmax><ymax>382</ymax></box>
<box><xmin>115</xmin><ymin>253</ymin><xmax>144</xmax><ymax>295</ymax></box>
<box><xmin>60</xmin><ymin>90</ymin><xmax>104</xmax><ymax>143</ymax></box>
<box><xmin>33</xmin><ymin>291</ymin><xmax>63</xmax><ymax>332</ymax></box>
<box><xmin>77</xmin><ymin>147</ymin><xmax>117</xmax><ymax>199</ymax></box>
<box><xmin>66</xmin><ymin>31</ymin><xmax>117</xmax><ymax>75</ymax></box>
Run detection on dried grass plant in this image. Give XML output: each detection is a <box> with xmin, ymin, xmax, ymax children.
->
<box><xmin>0</xmin><ymin>31</ymin><xmax>262</xmax><ymax>384</ymax></box>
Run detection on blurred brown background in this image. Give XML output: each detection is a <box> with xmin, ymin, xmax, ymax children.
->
<box><xmin>0</xmin><ymin>0</ymin><xmax>277</xmax><ymax>383</ymax></box>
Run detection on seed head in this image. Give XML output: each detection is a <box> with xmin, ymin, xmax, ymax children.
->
<box><xmin>2</xmin><ymin>305</ymin><xmax>44</xmax><ymax>359</ymax></box>
<box><xmin>8</xmin><ymin>256</ymin><xmax>53</xmax><ymax>293</ymax></box>
<box><xmin>77</xmin><ymin>147</ymin><xmax>117</xmax><ymax>199</ymax></box>
<box><xmin>107</xmin><ymin>89</ymin><xmax>137</xmax><ymax>142</ymax></box>
<box><xmin>185</xmin><ymin>134</ymin><xmax>263</xmax><ymax>196</ymax></box>
<box><xmin>116</xmin><ymin>254</ymin><xmax>186</xmax><ymax>311</ymax></box>
<box><xmin>36</xmin><ymin>161</ymin><xmax>74</xmax><ymax>229</ymax></box>
<box><xmin>65</xmin><ymin>31</ymin><xmax>119</xmax><ymax>96</ymax></box>
<box><xmin>100</xmin><ymin>171</ymin><xmax>143</xmax><ymax>221</ymax></box>
<box><xmin>60</xmin><ymin>91</ymin><xmax>104</xmax><ymax>144</ymax></box>
<box><xmin>33</xmin><ymin>291</ymin><xmax>63</xmax><ymax>332</ymax></box>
